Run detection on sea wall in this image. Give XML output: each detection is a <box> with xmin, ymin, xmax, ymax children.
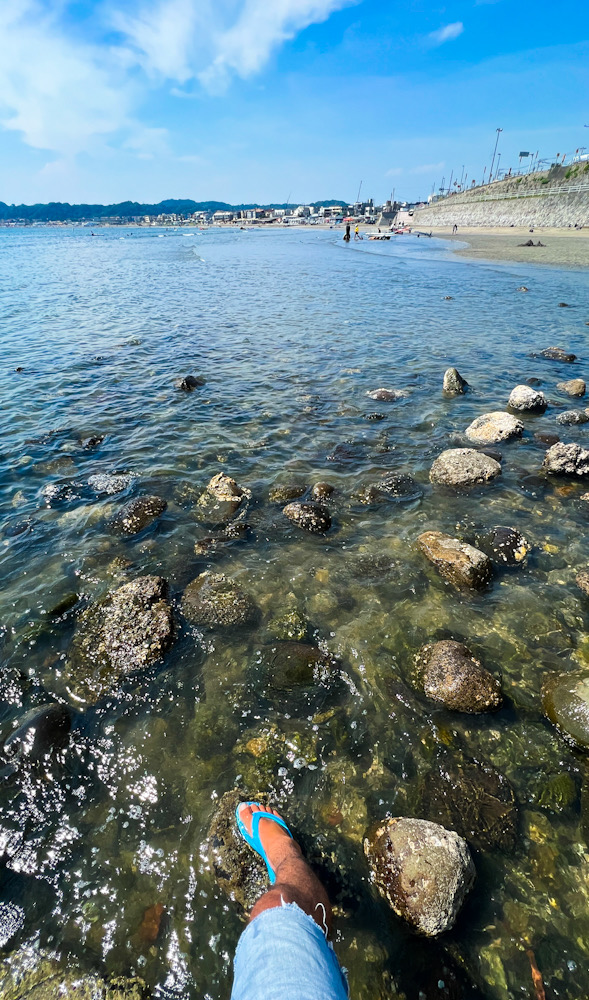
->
<box><xmin>411</xmin><ymin>164</ymin><xmax>589</xmax><ymax>228</ymax></box>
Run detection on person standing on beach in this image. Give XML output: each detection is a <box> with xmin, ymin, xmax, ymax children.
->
<box><xmin>354</xmin><ymin>224</ymin><xmax>360</xmax><ymax>240</ymax></box>
<box><xmin>452</xmin><ymin>224</ymin><xmax>458</xmax><ymax>234</ymax></box>
<box><xmin>344</xmin><ymin>223</ymin><xmax>351</xmax><ymax>242</ymax></box>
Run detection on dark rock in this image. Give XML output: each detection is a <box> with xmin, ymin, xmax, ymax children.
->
<box><xmin>558</xmin><ymin>302</ymin><xmax>570</xmax><ymax>307</ymax></box>
<box><xmin>443</xmin><ymin>295</ymin><xmax>454</xmax><ymax>300</ymax></box>
<box><xmin>465</xmin><ymin>412</ymin><xmax>523</xmax><ymax>445</ymax></box>
<box><xmin>3</xmin><ymin>518</ymin><xmax>34</xmax><ymax>539</ymax></box>
<box><xmin>413</xmin><ymin>640</ymin><xmax>502</xmax><ymax>713</ymax></box>
<box><xmin>208</xmin><ymin>788</ymin><xmax>273</xmax><ymax>915</ymax></box>
<box><xmin>182</xmin><ymin>571</ymin><xmax>258</xmax><ymax>628</ymax></box>
<box><xmin>109</xmin><ymin>495</ymin><xmax>167</xmax><ymax>535</ymax></box>
<box><xmin>364</xmin><ymin>412</ymin><xmax>385</xmax><ymax>420</ymax></box>
<box><xmin>81</xmin><ymin>434</ymin><xmax>105</xmax><ymax>449</ymax></box>
<box><xmin>475</xmin><ymin>526</ymin><xmax>530</xmax><ymax>566</ymax></box>
<box><xmin>534</xmin><ymin>431</ymin><xmax>560</xmax><ymax>446</ymax></box>
<box><xmin>194</xmin><ymin>522</ymin><xmax>250</xmax><ymax>556</ymax></box>
<box><xmin>326</xmin><ymin>441</ymin><xmax>367</xmax><ymax>464</ymax></box>
<box><xmin>310</xmin><ymin>482</ymin><xmax>334</xmax><ymax>500</ymax></box>
<box><xmin>48</xmin><ymin>592</ymin><xmax>80</xmax><ymax>617</ymax></box>
<box><xmin>540</xmin><ymin>347</ymin><xmax>577</xmax><ymax>363</ymax></box>
<box><xmin>420</xmin><ymin>754</ymin><xmax>517</xmax><ymax>851</ymax></box>
<box><xmin>268</xmin><ymin>484</ymin><xmax>307</xmax><ymax>504</ymax></box>
<box><xmin>88</xmin><ymin>473</ymin><xmax>134</xmax><ymax>495</ymax></box>
<box><xmin>429</xmin><ymin>448</ymin><xmax>501</xmax><ymax>487</ymax></box>
<box><xmin>366</xmin><ymin>388</ymin><xmax>409</xmax><ymax>402</ymax></box>
<box><xmin>542</xmin><ymin>669</ymin><xmax>589</xmax><ymax>750</ymax></box>
<box><xmin>3</xmin><ymin>703</ymin><xmax>71</xmax><ymax>763</ymax></box>
<box><xmin>417</xmin><ymin>531</ymin><xmax>493</xmax><ymax>590</ymax></box>
<box><xmin>542</xmin><ymin>442</ymin><xmax>589</xmax><ymax>475</ymax></box>
<box><xmin>557</xmin><ymin>410</ymin><xmax>589</xmax><ymax>426</ymax></box>
<box><xmin>364</xmin><ymin>817</ymin><xmax>475</xmax><ymax>937</ymax></box>
<box><xmin>283</xmin><ymin>502</ymin><xmax>331</xmax><ymax>533</ymax></box>
<box><xmin>175</xmin><ymin>375</ymin><xmax>205</xmax><ymax>391</ymax></box>
<box><xmin>253</xmin><ymin>642</ymin><xmax>338</xmax><ymax>696</ymax></box>
<box><xmin>516</xmin><ymin>286</ymin><xmax>528</xmax><ymax>292</ymax></box>
<box><xmin>527</xmin><ymin>377</ymin><xmax>543</xmax><ymax>386</ymax></box>
<box><xmin>508</xmin><ymin>385</ymin><xmax>547</xmax><ymax>412</ymax></box>
<box><xmin>65</xmin><ymin>576</ymin><xmax>174</xmax><ymax>704</ymax></box>
<box><xmin>557</xmin><ymin>379</ymin><xmax>586</xmax><ymax>397</ymax></box>
<box><xmin>357</xmin><ymin>473</ymin><xmax>423</xmax><ymax>506</ymax></box>
<box><xmin>576</xmin><ymin>570</ymin><xmax>589</xmax><ymax>597</ymax></box>
<box><xmin>442</xmin><ymin>368</ymin><xmax>467</xmax><ymax>394</ymax></box>
<box><xmin>0</xmin><ymin>948</ymin><xmax>148</xmax><ymax>1000</ymax></box>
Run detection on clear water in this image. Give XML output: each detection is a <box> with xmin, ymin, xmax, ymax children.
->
<box><xmin>1</xmin><ymin>226</ymin><xmax>589</xmax><ymax>999</ymax></box>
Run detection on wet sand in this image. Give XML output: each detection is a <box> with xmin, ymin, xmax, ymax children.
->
<box><xmin>434</xmin><ymin>226</ymin><xmax>589</xmax><ymax>268</ymax></box>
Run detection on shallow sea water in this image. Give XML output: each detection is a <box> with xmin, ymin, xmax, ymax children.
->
<box><xmin>1</xmin><ymin>226</ymin><xmax>589</xmax><ymax>999</ymax></box>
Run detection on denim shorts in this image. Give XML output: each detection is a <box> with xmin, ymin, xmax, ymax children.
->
<box><xmin>231</xmin><ymin>901</ymin><xmax>349</xmax><ymax>1000</ymax></box>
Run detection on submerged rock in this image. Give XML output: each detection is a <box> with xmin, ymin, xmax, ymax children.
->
<box><xmin>557</xmin><ymin>379</ymin><xmax>586</xmax><ymax>397</ymax></box>
<box><xmin>175</xmin><ymin>374</ymin><xmax>205</xmax><ymax>391</ymax></box>
<box><xmin>413</xmin><ymin>640</ymin><xmax>502</xmax><ymax>713</ymax></box>
<box><xmin>196</xmin><ymin>473</ymin><xmax>249</xmax><ymax>525</ymax></box>
<box><xmin>81</xmin><ymin>434</ymin><xmax>105</xmax><ymax>450</ymax></box>
<box><xmin>182</xmin><ymin>571</ymin><xmax>258</xmax><ymax>628</ymax></box>
<box><xmin>443</xmin><ymin>368</ymin><xmax>467</xmax><ymax>394</ymax></box>
<box><xmin>268</xmin><ymin>484</ymin><xmax>307</xmax><ymax>504</ymax></box>
<box><xmin>3</xmin><ymin>703</ymin><xmax>71</xmax><ymax>764</ymax></box>
<box><xmin>357</xmin><ymin>473</ymin><xmax>423</xmax><ymax>506</ymax></box>
<box><xmin>266</xmin><ymin>610</ymin><xmax>309</xmax><ymax>642</ymax></box>
<box><xmin>576</xmin><ymin>569</ymin><xmax>589</xmax><ymax>597</ymax></box>
<box><xmin>420</xmin><ymin>754</ymin><xmax>517</xmax><ymax>851</ymax></box>
<box><xmin>429</xmin><ymin>448</ymin><xmax>501</xmax><ymax>488</ymax></box>
<box><xmin>208</xmin><ymin>789</ymin><xmax>272</xmax><ymax>915</ymax></box>
<box><xmin>417</xmin><ymin>531</ymin><xmax>493</xmax><ymax>590</ymax></box>
<box><xmin>475</xmin><ymin>525</ymin><xmax>530</xmax><ymax>566</ymax></box>
<box><xmin>364</xmin><ymin>817</ymin><xmax>475</xmax><ymax>937</ymax></box>
<box><xmin>508</xmin><ymin>385</ymin><xmax>547</xmax><ymax>413</ymax></box>
<box><xmin>0</xmin><ymin>947</ymin><xmax>148</xmax><ymax>1000</ymax></box>
<box><xmin>366</xmin><ymin>388</ymin><xmax>408</xmax><ymax>402</ymax></box>
<box><xmin>253</xmin><ymin>642</ymin><xmax>338</xmax><ymax>696</ymax></box>
<box><xmin>283</xmin><ymin>501</ymin><xmax>331</xmax><ymax>533</ymax></box>
<box><xmin>556</xmin><ymin>409</ymin><xmax>589</xmax><ymax>426</ymax></box>
<box><xmin>535</xmin><ymin>431</ymin><xmax>560</xmax><ymax>446</ymax></box>
<box><xmin>109</xmin><ymin>495</ymin><xmax>167</xmax><ymax>535</ymax></box>
<box><xmin>310</xmin><ymin>482</ymin><xmax>334</xmax><ymax>500</ymax></box>
<box><xmin>88</xmin><ymin>473</ymin><xmax>134</xmax><ymax>495</ymax></box>
<box><xmin>540</xmin><ymin>346</ymin><xmax>576</xmax><ymax>363</ymax></box>
<box><xmin>465</xmin><ymin>412</ymin><xmax>524</xmax><ymax>445</ymax></box>
<box><xmin>65</xmin><ymin>576</ymin><xmax>174</xmax><ymax>704</ymax></box>
<box><xmin>542</xmin><ymin>669</ymin><xmax>589</xmax><ymax>750</ymax></box>
<box><xmin>542</xmin><ymin>442</ymin><xmax>589</xmax><ymax>475</ymax></box>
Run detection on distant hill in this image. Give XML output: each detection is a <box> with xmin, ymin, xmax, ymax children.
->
<box><xmin>0</xmin><ymin>199</ymin><xmax>347</xmax><ymax>222</ymax></box>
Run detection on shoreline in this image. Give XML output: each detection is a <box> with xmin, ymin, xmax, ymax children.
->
<box><xmin>430</xmin><ymin>225</ymin><xmax>589</xmax><ymax>269</ymax></box>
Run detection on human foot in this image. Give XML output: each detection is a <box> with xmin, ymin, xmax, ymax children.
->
<box><xmin>236</xmin><ymin>802</ymin><xmax>299</xmax><ymax>880</ymax></box>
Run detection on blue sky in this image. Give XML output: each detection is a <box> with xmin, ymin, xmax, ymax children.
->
<box><xmin>0</xmin><ymin>0</ymin><xmax>588</xmax><ymax>205</ymax></box>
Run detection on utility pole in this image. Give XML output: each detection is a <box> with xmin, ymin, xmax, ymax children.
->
<box><xmin>448</xmin><ymin>169</ymin><xmax>454</xmax><ymax>196</ymax></box>
<box><xmin>482</xmin><ymin>166</ymin><xmax>487</xmax><ymax>185</ymax></box>
<box><xmin>489</xmin><ymin>127</ymin><xmax>503</xmax><ymax>184</ymax></box>
<box><xmin>495</xmin><ymin>152</ymin><xmax>501</xmax><ymax>180</ymax></box>
<box><xmin>460</xmin><ymin>165</ymin><xmax>465</xmax><ymax>188</ymax></box>
<box><xmin>440</xmin><ymin>175</ymin><xmax>445</xmax><ymax>195</ymax></box>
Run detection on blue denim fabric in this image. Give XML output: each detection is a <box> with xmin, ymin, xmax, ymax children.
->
<box><xmin>231</xmin><ymin>901</ymin><xmax>349</xmax><ymax>1000</ymax></box>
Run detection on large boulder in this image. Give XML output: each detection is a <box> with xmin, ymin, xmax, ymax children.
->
<box><xmin>413</xmin><ymin>640</ymin><xmax>502</xmax><ymax>713</ymax></box>
<box><xmin>508</xmin><ymin>385</ymin><xmax>547</xmax><ymax>412</ymax></box>
<box><xmin>542</xmin><ymin>669</ymin><xmax>589</xmax><ymax>750</ymax></box>
<box><xmin>475</xmin><ymin>525</ymin><xmax>530</xmax><ymax>566</ymax></box>
<box><xmin>542</xmin><ymin>442</ymin><xmax>589</xmax><ymax>476</ymax></box>
<box><xmin>65</xmin><ymin>576</ymin><xmax>174</xmax><ymax>704</ymax></box>
<box><xmin>283</xmin><ymin>502</ymin><xmax>331</xmax><ymax>533</ymax></box>
<box><xmin>109</xmin><ymin>495</ymin><xmax>167</xmax><ymax>535</ymax></box>
<box><xmin>557</xmin><ymin>379</ymin><xmax>586</xmax><ymax>397</ymax></box>
<box><xmin>417</xmin><ymin>531</ymin><xmax>493</xmax><ymax>590</ymax></box>
<box><xmin>540</xmin><ymin>346</ymin><xmax>576</xmax><ymax>362</ymax></box>
<box><xmin>429</xmin><ymin>449</ymin><xmax>501</xmax><ymax>487</ymax></box>
<box><xmin>442</xmin><ymin>368</ymin><xmax>467</xmax><ymax>394</ymax></box>
<box><xmin>364</xmin><ymin>817</ymin><xmax>475</xmax><ymax>937</ymax></box>
<box><xmin>3</xmin><ymin>703</ymin><xmax>71</xmax><ymax>765</ymax></box>
<box><xmin>465</xmin><ymin>412</ymin><xmax>524</xmax><ymax>445</ymax></box>
<box><xmin>182</xmin><ymin>571</ymin><xmax>258</xmax><ymax>628</ymax></box>
<box><xmin>419</xmin><ymin>754</ymin><xmax>518</xmax><ymax>851</ymax></box>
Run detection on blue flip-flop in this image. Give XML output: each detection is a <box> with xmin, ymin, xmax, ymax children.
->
<box><xmin>235</xmin><ymin>801</ymin><xmax>293</xmax><ymax>885</ymax></box>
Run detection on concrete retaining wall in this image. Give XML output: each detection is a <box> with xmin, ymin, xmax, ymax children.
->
<box><xmin>411</xmin><ymin>165</ymin><xmax>589</xmax><ymax>228</ymax></box>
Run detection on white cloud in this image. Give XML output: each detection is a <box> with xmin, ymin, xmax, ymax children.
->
<box><xmin>0</xmin><ymin>0</ymin><xmax>357</xmax><ymax>160</ymax></box>
<box><xmin>385</xmin><ymin>167</ymin><xmax>403</xmax><ymax>177</ymax></box>
<box><xmin>427</xmin><ymin>22</ymin><xmax>464</xmax><ymax>46</ymax></box>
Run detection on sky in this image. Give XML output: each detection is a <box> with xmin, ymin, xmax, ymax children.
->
<box><xmin>0</xmin><ymin>0</ymin><xmax>588</xmax><ymax>206</ymax></box>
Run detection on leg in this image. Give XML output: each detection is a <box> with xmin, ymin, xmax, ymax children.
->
<box><xmin>237</xmin><ymin>803</ymin><xmax>332</xmax><ymax>936</ymax></box>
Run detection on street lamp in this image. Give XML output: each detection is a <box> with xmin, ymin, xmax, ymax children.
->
<box><xmin>489</xmin><ymin>128</ymin><xmax>503</xmax><ymax>183</ymax></box>
<box><xmin>495</xmin><ymin>152</ymin><xmax>502</xmax><ymax>180</ymax></box>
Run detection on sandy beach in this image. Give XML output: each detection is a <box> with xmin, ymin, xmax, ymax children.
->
<box><xmin>431</xmin><ymin>225</ymin><xmax>589</xmax><ymax>268</ymax></box>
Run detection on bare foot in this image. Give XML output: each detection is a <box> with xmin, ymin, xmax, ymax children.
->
<box><xmin>237</xmin><ymin>802</ymin><xmax>299</xmax><ymax>874</ymax></box>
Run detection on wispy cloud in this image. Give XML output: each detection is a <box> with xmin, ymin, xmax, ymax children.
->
<box><xmin>385</xmin><ymin>167</ymin><xmax>403</xmax><ymax>177</ymax></box>
<box><xmin>427</xmin><ymin>21</ymin><xmax>464</xmax><ymax>46</ymax></box>
<box><xmin>0</xmin><ymin>0</ymin><xmax>358</xmax><ymax>158</ymax></box>
<box><xmin>411</xmin><ymin>161</ymin><xmax>445</xmax><ymax>174</ymax></box>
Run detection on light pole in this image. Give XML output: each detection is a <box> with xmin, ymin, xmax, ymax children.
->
<box><xmin>489</xmin><ymin>128</ymin><xmax>503</xmax><ymax>184</ymax></box>
<box><xmin>495</xmin><ymin>152</ymin><xmax>501</xmax><ymax>180</ymax></box>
